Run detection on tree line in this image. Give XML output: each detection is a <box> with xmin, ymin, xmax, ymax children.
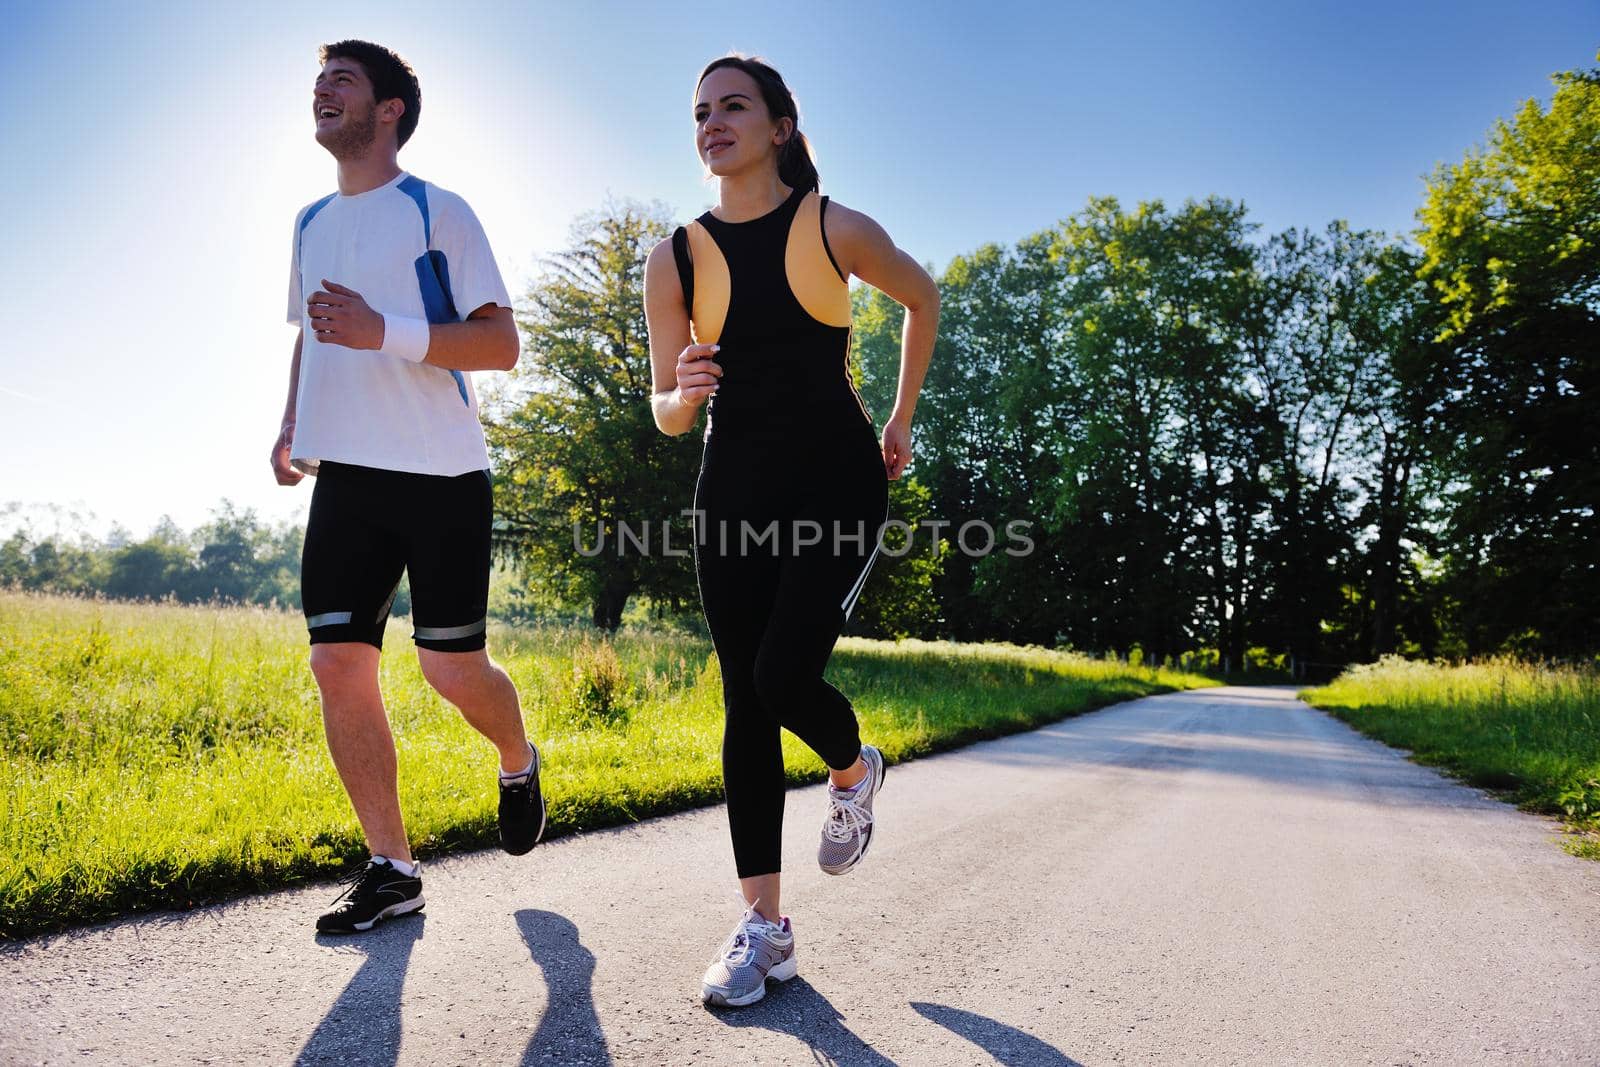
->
<box><xmin>0</xmin><ymin>503</ymin><xmax>325</xmax><ymax>612</ymax></box>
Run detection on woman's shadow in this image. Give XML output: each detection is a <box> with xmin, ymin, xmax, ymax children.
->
<box><xmin>708</xmin><ymin>977</ymin><xmax>896</xmax><ymax>1066</ymax></box>
<box><xmin>296</xmin><ymin>914</ymin><xmax>426</xmax><ymax>1067</ymax></box>
<box><xmin>705</xmin><ymin>986</ymin><xmax>1082</xmax><ymax>1066</ymax></box>
<box><xmin>516</xmin><ymin>909</ymin><xmax>612</xmax><ymax>1066</ymax></box>
<box><xmin>910</xmin><ymin>1002</ymin><xmax>1082</xmax><ymax>1066</ymax></box>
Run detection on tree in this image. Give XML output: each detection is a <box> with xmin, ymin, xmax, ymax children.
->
<box><xmin>104</xmin><ymin>534</ymin><xmax>193</xmax><ymax>601</ymax></box>
<box><xmin>488</xmin><ymin>203</ymin><xmax>701</xmax><ymax>631</ymax></box>
<box><xmin>856</xmin><ymin>237</ymin><xmax>1070</xmax><ymax>644</ymax></box>
<box><xmin>1344</xmin><ymin>242</ymin><xmax>1439</xmax><ymax>659</ymax></box>
<box><xmin>0</xmin><ymin>532</ymin><xmax>30</xmax><ymax>586</ymax></box>
<box><xmin>1414</xmin><ymin>58</ymin><xmax>1600</xmax><ymax>655</ymax></box>
<box><xmin>1051</xmin><ymin>197</ymin><xmax>1255</xmax><ymax>662</ymax></box>
<box><xmin>847</xmin><ymin>476</ymin><xmax>947</xmax><ymax>640</ymax></box>
<box><xmin>188</xmin><ymin>502</ymin><xmax>269</xmax><ymax>602</ymax></box>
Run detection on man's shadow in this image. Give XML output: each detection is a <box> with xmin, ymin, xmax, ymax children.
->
<box><xmin>295</xmin><ymin>913</ymin><xmax>426</xmax><ymax>1067</ymax></box>
<box><xmin>516</xmin><ymin>909</ymin><xmax>613</xmax><ymax>1066</ymax></box>
<box><xmin>910</xmin><ymin>1002</ymin><xmax>1082</xmax><ymax>1066</ymax></box>
<box><xmin>708</xmin><ymin>976</ymin><xmax>895</xmax><ymax>1066</ymax></box>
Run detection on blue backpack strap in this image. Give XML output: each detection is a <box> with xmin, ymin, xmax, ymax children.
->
<box><xmin>397</xmin><ymin>175</ymin><xmax>470</xmax><ymax>406</ymax></box>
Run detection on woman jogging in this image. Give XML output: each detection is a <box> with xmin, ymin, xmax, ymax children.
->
<box><xmin>643</xmin><ymin>54</ymin><xmax>939</xmax><ymax>1007</ymax></box>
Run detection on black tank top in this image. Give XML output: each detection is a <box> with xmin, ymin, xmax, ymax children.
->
<box><xmin>673</xmin><ymin>186</ymin><xmax>872</xmax><ymax>439</ymax></box>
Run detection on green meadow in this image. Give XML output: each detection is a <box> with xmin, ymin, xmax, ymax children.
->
<box><xmin>0</xmin><ymin>591</ymin><xmax>1214</xmax><ymax>938</ymax></box>
<box><xmin>1304</xmin><ymin>657</ymin><xmax>1600</xmax><ymax>859</ymax></box>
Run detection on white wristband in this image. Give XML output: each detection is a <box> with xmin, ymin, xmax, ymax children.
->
<box><xmin>380</xmin><ymin>314</ymin><xmax>431</xmax><ymax>363</ymax></box>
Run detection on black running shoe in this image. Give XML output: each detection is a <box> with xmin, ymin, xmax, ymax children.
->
<box><xmin>498</xmin><ymin>744</ymin><xmax>547</xmax><ymax>856</ymax></box>
<box><xmin>315</xmin><ymin>858</ymin><xmax>424</xmax><ymax>934</ymax></box>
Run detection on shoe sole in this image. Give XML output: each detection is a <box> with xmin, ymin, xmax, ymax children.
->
<box><xmin>820</xmin><ymin>746</ymin><xmax>886</xmax><ymax>877</ymax></box>
<box><xmin>319</xmin><ymin>895</ymin><xmax>426</xmax><ymax>935</ymax></box>
<box><xmin>501</xmin><ymin>748</ymin><xmax>548</xmax><ymax>856</ymax></box>
<box><xmin>701</xmin><ymin>954</ymin><xmax>799</xmax><ymax>1007</ymax></box>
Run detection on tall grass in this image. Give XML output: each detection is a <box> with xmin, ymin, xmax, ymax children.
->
<box><xmin>0</xmin><ymin>592</ymin><xmax>1213</xmax><ymax>937</ymax></box>
<box><xmin>1303</xmin><ymin>656</ymin><xmax>1600</xmax><ymax>858</ymax></box>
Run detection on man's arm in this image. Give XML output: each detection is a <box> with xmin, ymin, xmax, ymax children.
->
<box><xmin>271</xmin><ymin>330</ymin><xmax>305</xmax><ymax>486</ymax></box>
<box><xmin>305</xmin><ymin>280</ymin><xmax>518</xmax><ymax>372</ymax></box>
<box><xmin>419</xmin><ymin>303</ymin><xmax>519</xmax><ymax>372</ymax></box>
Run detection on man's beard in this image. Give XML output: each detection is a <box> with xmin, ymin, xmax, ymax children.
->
<box><xmin>316</xmin><ymin>104</ymin><xmax>378</xmax><ymax>159</ymax></box>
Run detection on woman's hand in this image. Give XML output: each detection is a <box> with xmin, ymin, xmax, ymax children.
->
<box><xmin>676</xmin><ymin>344</ymin><xmax>723</xmax><ymax>406</ymax></box>
<box><xmin>882</xmin><ymin>413</ymin><xmax>913</xmax><ymax>480</ymax></box>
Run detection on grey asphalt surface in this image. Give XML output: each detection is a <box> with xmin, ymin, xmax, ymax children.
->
<box><xmin>4</xmin><ymin>686</ymin><xmax>1600</xmax><ymax>1066</ymax></box>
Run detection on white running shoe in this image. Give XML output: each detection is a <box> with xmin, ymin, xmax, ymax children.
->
<box><xmin>818</xmin><ymin>743</ymin><xmax>885</xmax><ymax>875</ymax></box>
<box><xmin>700</xmin><ymin>906</ymin><xmax>798</xmax><ymax>1007</ymax></box>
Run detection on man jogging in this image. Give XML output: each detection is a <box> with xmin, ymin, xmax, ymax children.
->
<box><xmin>272</xmin><ymin>40</ymin><xmax>542</xmax><ymax>934</ymax></box>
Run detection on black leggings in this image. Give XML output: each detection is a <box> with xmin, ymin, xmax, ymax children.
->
<box><xmin>694</xmin><ymin>421</ymin><xmax>889</xmax><ymax>878</ymax></box>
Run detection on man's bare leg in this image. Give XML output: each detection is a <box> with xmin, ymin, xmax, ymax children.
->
<box><xmin>416</xmin><ymin>648</ymin><xmax>530</xmax><ymax>771</ymax></box>
<box><xmin>310</xmin><ymin>641</ymin><xmax>411</xmax><ymax>862</ymax></box>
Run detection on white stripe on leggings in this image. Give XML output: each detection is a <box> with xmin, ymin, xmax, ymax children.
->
<box><xmin>841</xmin><ymin>503</ymin><xmax>891</xmax><ymax>620</ymax></box>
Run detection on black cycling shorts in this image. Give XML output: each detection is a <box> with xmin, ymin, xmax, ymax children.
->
<box><xmin>301</xmin><ymin>461</ymin><xmax>492</xmax><ymax>653</ymax></box>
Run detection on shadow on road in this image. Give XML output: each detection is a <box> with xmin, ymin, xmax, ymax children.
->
<box><xmin>516</xmin><ymin>909</ymin><xmax>612</xmax><ymax>1066</ymax></box>
<box><xmin>295</xmin><ymin>912</ymin><xmax>425</xmax><ymax>1066</ymax></box>
<box><xmin>708</xmin><ymin>976</ymin><xmax>895</xmax><ymax>1065</ymax></box>
<box><xmin>910</xmin><ymin>1001</ymin><xmax>1082</xmax><ymax>1066</ymax></box>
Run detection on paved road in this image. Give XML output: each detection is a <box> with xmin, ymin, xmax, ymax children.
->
<box><xmin>5</xmin><ymin>686</ymin><xmax>1599</xmax><ymax>1065</ymax></box>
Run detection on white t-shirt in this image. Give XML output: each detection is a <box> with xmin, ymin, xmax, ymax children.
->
<box><xmin>286</xmin><ymin>171</ymin><xmax>511</xmax><ymax>476</ymax></box>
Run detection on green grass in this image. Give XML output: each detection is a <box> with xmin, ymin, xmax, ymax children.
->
<box><xmin>0</xmin><ymin>591</ymin><xmax>1214</xmax><ymax>938</ymax></box>
<box><xmin>1303</xmin><ymin>657</ymin><xmax>1600</xmax><ymax>859</ymax></box>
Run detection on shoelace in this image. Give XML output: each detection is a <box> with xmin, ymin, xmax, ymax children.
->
<box><xmin>824</xmin><ymin>784</ymin><xmax>873</xmax><ymax>844</ymax></box>
<box><xmin>719</xmin><ymin>906</ymin><xmax>780</xmax><ymax>966</ymax></box>
<box><xmin>329</xmin><ymin>861</ymin><xmax>388</xmax><ymax>908</ymax></box>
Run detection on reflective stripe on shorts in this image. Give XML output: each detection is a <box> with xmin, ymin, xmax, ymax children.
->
<box><xmin>413</xmin><ymin>618</ymin><xmax>487</xmax><ymax>642</ymax></box>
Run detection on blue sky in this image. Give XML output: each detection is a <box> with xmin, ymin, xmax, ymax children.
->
<box><xmin>2</xmin><ymin>0</ymin><xmax>1595</xmax><ymax>538</ymax></box>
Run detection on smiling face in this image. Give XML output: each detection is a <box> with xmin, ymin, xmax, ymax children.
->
<box><xmin>694</xmin><ymin>66</ymin><xmax>791</xmax><ymax>180</ymax></box>
<box><xmin>313</xmin><ymin>57</ymin><xmax>386</xmax><ymax>158</ymax></box>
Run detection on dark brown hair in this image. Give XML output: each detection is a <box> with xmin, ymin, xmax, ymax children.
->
<box><xmin>697</xmin><ymin>55</ymin><xmax>819</xmax><ymax>193</ymax></box>
<box><xmin>319</xmin><ymin>40</ymin><xmax>421</xmax><ymax>148</ymax></box>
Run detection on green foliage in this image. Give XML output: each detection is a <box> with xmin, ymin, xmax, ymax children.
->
<box><xmin>565</xmin><ymin>636</ymin><xmax>632</xmax><ymax>729</ymax></box>
<box><xmin>857</xmin><ymin>193</ymin><xmax>1439</xmax><ymax>671</ymax></box>
<box><xmin>1305</xmin><ymin>657</ymin><xmax>1600</xmax><ymax>858</ymax></box>
<box><xmin>1243</xmin><ymin>222</ymin><xmax>1434</xmax><ymax>671</ymax></box>
<box><xmin>1</xmin><ymin>503</ymin><xmax>310</xmax><ymax>611</ymax></box>
<box><xmin>1052</xmin><ymin>197</ymin><xmax>1257</xmax><ymax>662</ymax></box>
<box><xmin>851</xmin><ymin>169</ymin><xmax>1550</xmax><ymax>670</ymax></box>
<box><xmin>848</xmin><ymin>475</ymin><xmax>946</xmax><ymax>640</ymax></box>
<box><xmin>0</xmin><ymin>592</ymin><xmax>1214</xmax><ymax>937</ymax></box>
<box><xmin>1419</xmin><ymin>63</ymin><xmax>1600</xmax><ymax>343</ymax></box>
<box><xmin>854</xmin><ymin>235</ymin><xmax>1072</xmax><ymax>644</ymax></box>
<box><xmin>1412</xmin><ymin>58</ymin><xmax>1600</xmax><ymax>657</ymax></box>
<box><xmin>487</xmin><ymin>203</ymin><xmax>701</xmax><ymax>631</ymax></box>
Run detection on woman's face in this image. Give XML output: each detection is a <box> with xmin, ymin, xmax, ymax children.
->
<box><xmin>694</xmin><ymin>66</ymin><xmax>790</xmax><ymax>179</ymax></box>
